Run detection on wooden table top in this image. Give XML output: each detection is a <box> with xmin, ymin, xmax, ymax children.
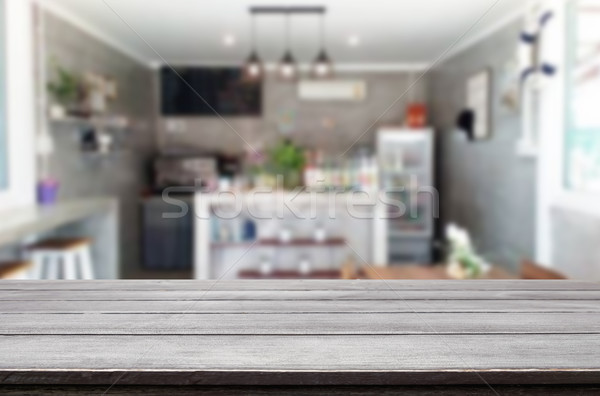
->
<box><xmin>361</xmin><ymin>264</ymin><xmax>516</xmax><ymax>280</ymax></box>
<box><xmin>0</xmin><ymin>280</ymin><xmax>599</xmax><ymax>392</ymax></box>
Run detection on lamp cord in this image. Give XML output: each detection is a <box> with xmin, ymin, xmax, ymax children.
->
<box><xmin>320</xmin><ymin>13</ymin><xmax>325</xmax><ymax>50</ymax></box>
<box><xmin>251</xmin><ymin>13</ymin><xmax>256</xmax><ymax>52</ymax></box>
<box><xmin>285</xmin><ymin>11</ymin><xmax>291</xmax><ymax>51</ymax></box>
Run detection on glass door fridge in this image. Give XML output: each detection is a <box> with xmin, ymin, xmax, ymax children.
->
<box><xmin>377</xmin><ymin>128</ymin><xmax>434</xmax><ymax>263</ymax></box>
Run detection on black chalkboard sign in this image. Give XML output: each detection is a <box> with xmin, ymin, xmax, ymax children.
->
<box><xmin>160</xmin><ymin>67</ymin><xmax>262</xmax><ymax>116</ymax></box>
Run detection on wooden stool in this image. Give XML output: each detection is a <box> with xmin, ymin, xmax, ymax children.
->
<box><xmin>28</xmin><ymin>238</ymin><xmax>95</xmax><ymax>280</ymax></box>
<box><xmin>0</xmin><ymin>261</ymin><xmax>33</xmax><ymax>280</ymax></box>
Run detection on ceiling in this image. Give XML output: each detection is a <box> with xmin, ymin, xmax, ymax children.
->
<box><xmin>40</xmin><ymin>0</ymin><xmax>525</xmax><ymax>68</ymax></box>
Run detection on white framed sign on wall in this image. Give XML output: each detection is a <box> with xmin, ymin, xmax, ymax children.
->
<box><xmin>466</xmin><ymin>68</ymin><xmax>492</xmax><ymax>140</ymax></box>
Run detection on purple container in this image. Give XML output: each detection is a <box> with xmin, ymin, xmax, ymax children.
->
<box><xmin>37</xmin><ymin>180</ymin><xmax>60</xmax><ymax>206</ymax></box>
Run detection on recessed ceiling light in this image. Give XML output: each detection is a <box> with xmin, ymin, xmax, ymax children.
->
<box><xmin>348</xmin><ymin>35</ymin><xmax>360</xmax><ymax>47</ymax></box>
<box><xmin>223</xmin><ymin>34</ymin><xmax>236</xmax><ymax>47</ymax></box>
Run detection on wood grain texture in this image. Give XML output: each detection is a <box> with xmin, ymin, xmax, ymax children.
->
<box><xmin>1</xmin><ymin>280</ymin><xmax>599</xmax><ymax>291</ymax></box>
<box><xmin>2</xmin><ymin>385</ymin><xmax>600</xmax><ymax>396</ymax></box>
<box><xmin>2</xmin><ymin>289</ymin><xmax>599</xmax><ymax>301</ymax></box>
<box><xmin>0</xmin><ymin>280</ymin><xmax>598</xmax><ymax>388</ymax></box>
<box><xmin>2</xmin><ymin>299</ymin><xmax>599</xmax><ymax>314</ymax></box>
<box><xmin>361</xmin><ymin>265</ymin><xmax>516</xmax><ymax>280</ymax></box>
<box><xmin>0</xmin><ymin>313</ymin><xmax>599</xmax><ymax>335</ymax></box>
<box><xmin>26</xmin><ymin>238</ymin><xmax>92</xmax><ymax>251</ymax></box>
<box><xmin>1</xmin><ymin>334</ymin><xmax>600</xmax><ymax>370</ymax></box>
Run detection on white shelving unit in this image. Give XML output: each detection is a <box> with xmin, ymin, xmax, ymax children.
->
<box><xmin>377</xmin><ymin>127</ymin><xmax>435</xmax><ymax>263</ymax></box>
<box><xmin>193</xmin><ymin>192</ymin><xmax>379</xmax><ymax>280</ymax></box>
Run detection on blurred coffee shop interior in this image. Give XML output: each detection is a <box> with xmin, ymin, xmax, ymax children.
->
<box><xmin>0</xmin><ymin>0</ymin><xmax>598</xmax><ymax>282</ymax></box>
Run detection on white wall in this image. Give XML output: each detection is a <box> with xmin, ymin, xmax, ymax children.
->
<box><xmin>0</xmin><ymin>0</ymin><xmax>36</xmax><ymax>210</ymax></box>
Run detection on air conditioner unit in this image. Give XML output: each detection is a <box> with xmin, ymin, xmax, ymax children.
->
<box><xmin>298</xmin><ymin>80</ymin><xmax>366</xmax><ymax>102</ymax></box>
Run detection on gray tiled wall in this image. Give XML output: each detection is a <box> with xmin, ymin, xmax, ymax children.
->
<box><xmin>156</xmin><ymin>72</ymin><xmax>428</xmax><ymax>155</ymax></box>
<box><xmin>429</xmin><ymin>20</ymin><xmax>537</xmax><ymax>272</ymax></box>
<box><xmin>44</xmin><ymin>11</ymin><xmax>157</xmax><ymax>278</ymax></box>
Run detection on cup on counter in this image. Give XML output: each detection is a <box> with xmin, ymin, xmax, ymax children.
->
<box><xmin>37</xmin><ymin>179</ymin><xmax>60</xmax><ymax>206</ymax></box>
<box><xmin>97</xmin><ymin>132</ymin><xmax>113</xmax><ymax>154</ymax></box>
<box><xmin>279</xmin><ymin>228</ymin><xmax>292</xmax><ymax>243</ymax></box>
<box><xmin>259</xmin><ymin>257</ymin><xmax>273</xmax><ymax>276</ymax></box>
<box><xmin>299</xmin><ymin>256</ymin><xmax>312</xmax><ymax>276</ymax></box>
<box><xmin>314</xmin><ymin>225</ymin><xmax>327</xmax><ymax>243</ymax></box>
<box><xmin>218</xmin><ymin>177</ymin><xmax>232</xmax><ymax>191</ymax></box>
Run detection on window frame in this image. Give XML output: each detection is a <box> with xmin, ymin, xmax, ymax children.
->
<box><xmin>555</xmin><ymin>0</ymin><xmax>600</xmax><ymax>215</ymax></box>
<box><xmin>0</xmin><ymin>0</ymin><xmax>36</xmax><ymax>210</ymax></box>
<box><xmin>536</xmin><ymin>0</ymin><xmax>600</xmax><ymax>265</ymax></box>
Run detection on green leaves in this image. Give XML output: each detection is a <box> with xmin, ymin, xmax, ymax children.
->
<box><xmin>47</xmin><ymin>62</ymin><xmax>79</xmax><ymax>105</ymax></box>
<box><xmin>268</xmin><ymin>140</ymin><xmax>305</xmax><ymax>173</ymax></box>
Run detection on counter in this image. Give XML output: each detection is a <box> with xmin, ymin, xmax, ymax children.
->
<box><xmin>0</xmin><ymin>198</ymin><xmax>119</xmax><ymax>279</ymax></box>
<box><xmin>193</xmin><ymin>191</ymin><xmax>388</xmax><ymax>280</ymax></box>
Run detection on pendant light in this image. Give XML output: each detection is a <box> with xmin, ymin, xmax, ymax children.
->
<box><xmin>278</xmin><ymin>12</ymin><xmax>297</xmax><ymax>80</ymax></box>
<box><xmin>311</xmin><ymin>12</ymin><xmax>333</xmax><ymax>78</ymax></box>
<box><xmin>244</xmin><ymin>12</ymin><xmax>262</xmax><ymax>80</ymax></box>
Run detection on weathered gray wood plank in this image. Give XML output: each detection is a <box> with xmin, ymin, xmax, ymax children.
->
<box><xmin>0</xmin><ymin>334</ymin><xmax>599</xmax><ymax>371</ymax></box>
<box><xmin>2</xmin><ymin>280</ymin><xmax>599</xmax><ymax>388</ymax></box>
<box><xmin>1</xmin><ymin>384</ymin><xmax>599</xmax><ymax>395</ymax></box>
<box><xmin>1</xmin><ymin>280</ymin><xmax>598</xmax><ymax>291</ymax></box>
<box><xmin>2</xmin><ymin>371</ymin><xmax>600</xmax><ymax>388</ymax></box>
<box><xmin>0</xmin><ymin>313</ymin><xmax>598</xmax><ymax>335</ymax></box>
<box><xmin>2</xmin><ymin>289</ymin><xmax>599</xmax><ymax>301</ymax></box>
<box><xmin>2</xmin><ymin>299</ymin><xmax>598</xmax><ymax>314</ymax></box>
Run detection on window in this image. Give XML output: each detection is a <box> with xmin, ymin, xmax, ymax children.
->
<box><xmin>0</xmin><ymin>0</ymin><xmax>35</xmax><ymax>209</ymax></box>
<box><xmin>0</xmin><ymin>0</ymin><xmax>6</xmax><ymax>190</ymax></box>
<box><xmin>565</xmin><ymin>0</ymin><xmax>600</xmax><ymax>193</ymax></box>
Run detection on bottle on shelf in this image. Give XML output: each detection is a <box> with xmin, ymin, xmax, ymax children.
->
<box><xmin>370</xmin><ymin>157</ymin><xmax>379</xmax><ymax>191</ymax></box>
<box><xmin>342</xmin><ymin>158</ymin><xmax>351</xmax><ymax>189</ymax></box>
<box><xmin>219</xmin><ymin>223</ymin><xmax>232</xmax><ymax>243</ymax></box>
<box><xmin>322</xmin><ymin>157</ymin><xmax>332</xmax><ymax>189</ymax></box>
<box><xmin>331</xmin><ymin>158</ymin><xmax>342</xmax><ymax>189</ymax></box>
<box><xmin>303</xmin><ymin>150</ymin><xmax>316</xmax><ymax>188</ymax></box>
<box><xmin>341</xmin><ymin>254</ymin><xmax>357</xmax><ymax>280</ymax></box>
<box><xmin>314</xmin><ymin>150</ymin><xmax>325</xmax><ymax>189</ymax></box>
<box><xmin>242</xmin><ymin>218</ymin><xmax>257</xmax><ymax>242</ymax></box>
<box><xmin>210</xmin><ymin>217</ymin><xmax>219</xmax><ymax>242</ymax></box>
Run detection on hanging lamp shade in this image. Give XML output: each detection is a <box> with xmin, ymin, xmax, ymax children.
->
<box><xmin>279</xmin><ymin>50</ymin><xmax>297</xmax><ymax>80</ymax></box>
<box><xmin>311</xmin><ymin>13</ymin><xmax>333</xmax><ymax>78</ymax></box>
<box><xmin>244</xmin><ymin>50</ymin><xmax>262</xmax><ymax>80</ymax></box>
<box><xmin>243</xmin><ymin>13</ymin><xmax>262</xmax><ymax>81</ymax></box>
<box><xmin>246</xmin><ymin>6</ymin><xmax>331</xmax><ymax>81</ymax></box>
<box><xmin>278</xmin><ymin>13</ymin><xmax>297</xmax><ymax>81</ymax></box>
<box><xmin>312</xmin><ymin>49</ymin><xmax>333</xmax><ymax>78</ymax></box>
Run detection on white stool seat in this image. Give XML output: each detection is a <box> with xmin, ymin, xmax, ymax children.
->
<box><xmin>28</xmin><ymin>238</ymin><xmax>95</xmax><ymax>280</ymax></box>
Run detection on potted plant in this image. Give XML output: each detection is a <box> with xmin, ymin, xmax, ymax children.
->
<box><xmin>267</xmin><ymin>139</ymin><xmax>305</xmax><ymax>190</ymax></box>
<box><xmin>46</xmin><ymin>61</ymin><xmax>79</xmax><ymax>119</ymax></box>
